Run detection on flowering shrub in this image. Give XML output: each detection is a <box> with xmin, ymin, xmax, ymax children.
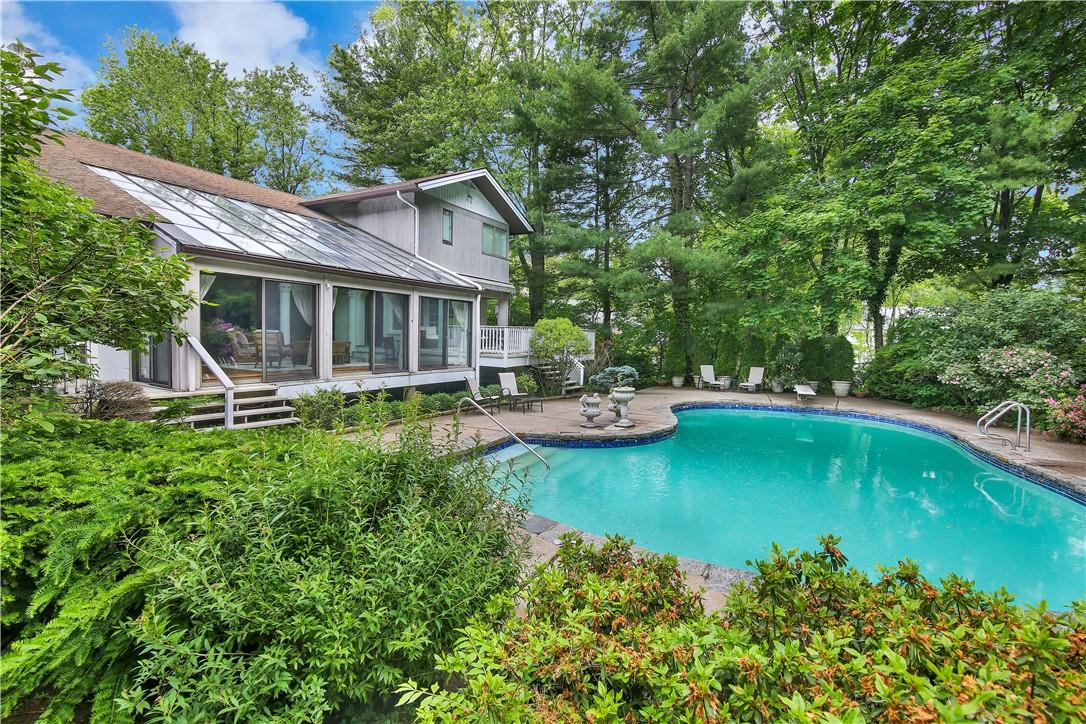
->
<box><xmin>1046</xmin><ymin>386</ymin><xmax>1086</xmax><ymax>442</ymax></box>
<box><xmin>940</xmin><ymin>345</ymin><xmax>1078</xmax><ymax>415</ymax></box>
<box><xmin>401</xmin><ymin>534</ymin><xmax>1086</xmax><ymax>721</ymax></box>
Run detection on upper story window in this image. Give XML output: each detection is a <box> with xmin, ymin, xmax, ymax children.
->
<box><xmin>442</xmin><ymin>208</ymin><xmax>454</xmax><ymax>245</ymax></box>
<box><xmin>482</xmin><ymin>223</ymin><xmax>508</xmax><ymax>258</ymax></box>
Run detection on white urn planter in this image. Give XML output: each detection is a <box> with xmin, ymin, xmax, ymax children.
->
<box><xmin>579</xmin><ymin>393</ymin><xmax>603</xmax><ymax>428</ymax></box>
<box><xmin>721</xmin><ymin>376</ymin><xmax>733</xmax><ymax>390</ymax></box>
<box><xmin>670</xmin><ymin>376</ymin><xmax>685</xmax><ymax>388</ymax></box>
<box><xmin>806</xmin><ymin>380</ymin><xmax>820</xmax><ymax>394</ymax></box>
<box><xmin>771</xmin><ymin>379</ymin><xmax>785</xmax><ymax>394</ymax></box>
<box><xmin>832</xmin><ymin>380</ymin><xmax>852</xmax><ymax>397</ymax></box>
<box><xmin>611</xmin><ymin>386</ymin><xmax>636</xmax><ymax>428</ymax></box>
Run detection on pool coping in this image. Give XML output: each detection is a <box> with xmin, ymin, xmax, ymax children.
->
<box><xmin>483</xmin><ymin>401</ymin><xmax>1086</xmax><ymax>506</ymax></box>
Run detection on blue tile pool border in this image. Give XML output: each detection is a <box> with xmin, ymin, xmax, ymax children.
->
<box><xmin>483</xmin><ymin>402</ymin><xmax>1085</xmax><ymax>506</ymax></box>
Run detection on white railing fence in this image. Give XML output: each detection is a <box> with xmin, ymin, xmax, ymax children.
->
<box><xmin>479</xmin><ymin>326</ymin><xmax>595</xmax><ymax>360</ymax></box>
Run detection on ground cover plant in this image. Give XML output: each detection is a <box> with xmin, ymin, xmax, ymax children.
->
<box><xmin>1</xmin><ymin>407</ymin><xmax>527</xmax><ymax>721</ymax></box>
<box><xmin>293</xmin><ymin>386</ymin><xmax>505</xmax><ymax>430</ymax></box>
<box><xmin>401</xmin><ymin>535</ymin><xmax>1086</xmax><ymax>722</ymax></box>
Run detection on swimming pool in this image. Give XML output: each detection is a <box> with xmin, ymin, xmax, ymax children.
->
<box><xmin>497</xmin><ymin>407</ymin><xmax>1086</xmax><ymax>608</ymax></box>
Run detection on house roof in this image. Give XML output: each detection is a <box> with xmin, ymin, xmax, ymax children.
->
<box><xmin>35</xmin><ymin>135</ymin><xmax>475</xmax><ymax>290</ymax></box>
<box><xmin>36</xmin><ymin>134</ymin><xmax>332</xmax><ymax>220</ymax></box>
<box><xmin>302</xmin><ymin>168</ymin><xmax>534</xmax><ymax>235</ymax></box>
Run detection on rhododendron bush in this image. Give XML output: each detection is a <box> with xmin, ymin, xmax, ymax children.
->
<box><xmin>866</xmin><ymin>288</ymin><xmax>1085</xmax><ymax>431</ymax></box>
<box><xmin>1047</xmin><ymin>386</ymin><xmax>1086</xmax><ymax>442</ymax></box>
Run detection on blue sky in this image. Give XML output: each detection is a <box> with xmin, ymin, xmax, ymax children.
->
<box><xmin>2</xmin><ymin>1</ymin><xmax>380</xmax><ymax>90</ymax></box>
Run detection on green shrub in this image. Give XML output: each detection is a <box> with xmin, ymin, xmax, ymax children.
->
<box><xmin>0</xmin><ymin>416</ymin><xmax>271</xmax><ymax>721</ymax></box>
<box><xmin>120</xmin><ymin>425</ymin><xmax>527</xmax><ymax>721</ymax></box>
<box><xmin>2</xmin><ymin>410</ymin><xmax>528</xmax><ymax>721</ymax></box>
<box><xmin>799</xmin><ymin>335</ymin><xmax>854</xmax><ymax>388</ymax></box>
<box><xmin>403</xmin><ymin>535</ymin><xmax>1086</xmax><ymax>722</ymax></box>
<box><xmin>294</xmin><ymin>387</ymin><xmax>347</xmax><ymax>429</ymax></box>
<box><xmin>867</xmin><ymin>288</ymin><xmax>1086</xmax><ymax>421</ymax></box>
<box><xmin>662</xmin><ymin>335</ymin><xmax>686</xmax><ymax>379</ymax></box>
<box><xmin>514</xmin><ymin>371</ymin><xmax>539</xmax><ymax>395</ymax></box>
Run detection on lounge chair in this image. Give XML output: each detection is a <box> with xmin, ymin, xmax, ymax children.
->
<box><xmin>700</xmin><ymin>365</ymin><xmax>725</xmax><ymax>391</ymax></box>
<box><xmin>738</xmin><ymin>366</ymin><xmax>765</xmax><ymax>393</ymax></box>
<box><xmin>466</xmin><ymin>377</ymin><xmax>501</xmax><ymax>414</ymax></box>
<box><xmin>795</xmin><ymin>383</ymin><xmax>817</xmax><ymax>402</ymax></box>
<box><xmin>498</xmin><ymin>372</ymin><xmax>542</xmax><ymax>413</ymax></box>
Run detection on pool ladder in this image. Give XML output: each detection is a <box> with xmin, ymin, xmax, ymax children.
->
<box><xmin>455</xmin><ymin>397</ymin><xmax>550</xmax><ymax>469</ymax></box>
<box><xmin>976</xmin><ymin>401</ymin><xmax>1031</xmax><ymax>452</ymax></box>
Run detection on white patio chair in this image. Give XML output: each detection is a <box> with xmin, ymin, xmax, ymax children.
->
<box><xmin>738</xmin><ymin>366</ymin><xmax>765</xmax><ymax>393</ymax></box>
<box><xmin>795</xmin><ymin>383</ymin><xmax>817</xmax><ymax>402</ymax></box>
<box><xmin>700</xmin><ymin>365</ymin><xmax>725</xmax><ymax>391</ymax></box>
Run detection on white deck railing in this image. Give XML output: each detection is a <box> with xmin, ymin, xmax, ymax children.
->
<box><xmin>479</xmin><ymin>326</ymin><xmax>595</xmax><ymax>361</ymax></box>
<box><xmin>187</xmin><ymin>337</ymin><xmax>235</xmax><ymax>429</ymax></box>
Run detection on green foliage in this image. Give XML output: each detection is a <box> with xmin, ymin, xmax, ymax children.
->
<box><xmin>0</xmin><ymin>416</ymin><xmax>260</xmax><ymax>721</ymax></box>
<box><xmin>661</xmin><ymin>335</ymin><xmax>686</xmax><ymax>379</ymax></box>
<box><xmin>119</xmin><ymin>423</ymin><xmax>527</xmax><ymax>721</ymax></box>
<box><xmin>799</xmin><ymin>335</ymin><xmax>856</xmax><ymax>388</ymax></box>
<box><xmin>2</xmin><ymin>410</ymin><xmax>527</xmax><ymax>720</ymax></box>
<box><xmin>294</xmin><ymin>387</ymin><xmax>348</xmax><ymax>429</ymax></box>
<box><xmin>587</xmin><ymin>366</ymin><xmax>639</xmax><ymax>392</ymax></box>
<box><xmin>530</xmin><ymin>318</ymin><xmax>589</xmax><ymax>395</ymax></box>
<box><xmin>1046</xmin><ymin>386</ymin><xmax>1086</xmax><ymax>443</ymax></box>
<box><xmin>0</xmin><ymin>42</ymin><xmax>73</xmax><ymax>162</ymax></box>
<box><xmin>0</xmin><ymin>43</ymin><xmax>195</xmax><ymax>392</ymax></box>
<box><xmin>82</xmin><ymin>29</ymin><xmax>324</xmax><ymax>193</ymax></box>
<box><xmin>514</xmin><ymin>372</ymin><xmax>539</xmax><ymax>395</ymax></box>
<box><xmin>403</xmin><ymin>534</ymin><xmax>1086</xmax><ymax>721</ymax></box>
<box><xmin>867</xmin><ymin>288</ymin><xmax>1085</xmax><ymax>421</ymax></box>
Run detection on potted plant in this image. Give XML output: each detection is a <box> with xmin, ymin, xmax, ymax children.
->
<box><xmin>831</xmin><ymin>380</ymin><xmax>852</xmax><ymax>397</ymax></box>
<box><xmin>662</xmin><ymin>338</ymin><xmax>686</xmax><ymax>388</ymax></box>
<box><xmin>853</xmin><ymin>385</ymin><xmax>868</xmax><ymax>399</ymax></box>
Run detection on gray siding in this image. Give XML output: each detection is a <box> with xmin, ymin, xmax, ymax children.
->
<box><xmin>417</xmin><ymin>192</ymin><xmax>509</xmax><ymax>284</ymax></box>
<box><xmin>319</xmin><ymin>196</ymin><xmax>415</xmax><ymax>253</ymax></box>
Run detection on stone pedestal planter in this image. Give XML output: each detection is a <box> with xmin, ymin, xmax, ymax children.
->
<box><xmin>579</xmin><ymin>393</ymin><xmax>603</xmax><ymax>428</ymax></box>
<box><xmin>671</xmin><ymin>376</ymin><xmax>685</xmax><ymax>388</ymax></box>
<box><xmin>832</xmin><ymin>380</ymin><xmax>852</xmax><ymax>397</ymax></box>
<box><xmin>721</xmin><ymin>376</ymin><xmax>733</xmax><ymax>390</ymax></box>
<box><xmin>611</xmin><ymin>386</ymin><xmax>636</xmax><ymax>428</ymax></box>
<box><xmin>771</xmin><ymin>379</ymin><xmax>785</xmax><ymax>393</ymax></box>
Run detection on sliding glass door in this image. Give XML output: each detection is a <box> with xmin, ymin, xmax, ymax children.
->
<box><xmin>134</xmin><ymin>335</ymin><xmax>172</xmax><ymax>387</ymax></box>
<box><xmin>199</xmin><ymin>272</ymin><xmax>317</xmax><ymax>384</ymax></box>
<box><xmin>419</xmin><ymin>297</ymin><xmax>472</xmax><ymax>370</ymax></box>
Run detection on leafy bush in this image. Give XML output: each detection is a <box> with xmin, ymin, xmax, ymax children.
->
<box><xmin>120</xmin><ymin>424</ymin><xmax>527</xmax><ymax>721</ymax></box>
<box><xmin>867</xmin><ymin>289</ymin><xmax>1086</xmax><ymax>422</ymax></box>
<box><xmin>662</xmin><ymin>335</ymin><xmax>686</xmax><ymax>379</ymax></box>
<box><xmin>587</xmin><ymin>365</ymin><xmax>640</xmax><ymax>391</ymax></box>
<box><xmin>799</xmin><ymin>335</ymin><xmax>855</xmax><ymax>387</ymax></box>
<box><xmin>514</xmin><ymin>371</ymin><xmax>539</xmax><ymax>395</ymax></box>
<box><xmin>2</xmin><ymin>411</ymin><xmax>528</xmax><ymax>720</ymax></box>
<box><xmin>1046</xmin><ymin>385</ymin><xmax>1086</xmax><ymax>442</ymax></box>
<box><xmin>294</xmin><ymin>387</ymin><xmax>348</xmax><ymax>428</ymax></box>
<box><xmin>530</xmin><ymin>318</ymin><xmax>589</xmax><ymax>394</ymax></box>
<box><xmin>403</xmin><ymin>535</ymin><xmax>1086</xmax><ymax>721</ymax></box>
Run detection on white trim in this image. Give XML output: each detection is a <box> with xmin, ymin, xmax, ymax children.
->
<box><xmin>417</xmin><ymin>169</ymin><xmax>533</xmax><ymax>233</ymax></box>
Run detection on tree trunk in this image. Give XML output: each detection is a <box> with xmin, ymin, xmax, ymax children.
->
<box><xmin>866</xmin><ymin>228</ymin><xmax>905</xmax><ymax>350</ymax></box>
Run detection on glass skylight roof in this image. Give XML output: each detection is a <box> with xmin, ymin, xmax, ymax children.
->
<box><xmin>87</xmin><ymin>165</ymin><xmax>472</xmax><ymax>289</ymax></box>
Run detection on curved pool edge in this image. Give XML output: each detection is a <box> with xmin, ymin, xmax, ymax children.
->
<box><xmin>484</xmin><ymin>401</ymin><xmax>1086</xmax><ymax>506</ymax></box>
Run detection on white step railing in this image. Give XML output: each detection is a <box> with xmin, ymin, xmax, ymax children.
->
<box><xmin>187</xmin><ymin>337</ymin><xmax>235</xmax><ymax>429</ymax></box>
<box><xmin>479</xmin><ymin>326</ymin><xmax>595</xmax><ymax>360</ymax></box>
<box><xmin>976</xmin><ymin>400</ymin><xmax>1031</xmax><ymax>452</ymax></box>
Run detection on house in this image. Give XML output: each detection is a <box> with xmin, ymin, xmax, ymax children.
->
<box><xmin>36</xmin><ymin>135</ymin><xmax>594</xmax><ymax>426</ymax></box>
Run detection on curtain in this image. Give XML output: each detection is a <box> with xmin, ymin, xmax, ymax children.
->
<box><xmin>200</xmin><ymin>273</ymin><xmax>216</xmax><ymax>301</ymax></box>
<box><xmin>450</xmin><ymin>301</ymin><xmax>470</xmax><ymax>366</ymax></box>
<box><xmin>291</xmin><ymin>285</ymin><xmax>314</xmax><ymax>326</ymax></box>
<box><xmin>332</xmin><ymin>287</ymin><xmax>340</xmax><ymax>311</ymax></box>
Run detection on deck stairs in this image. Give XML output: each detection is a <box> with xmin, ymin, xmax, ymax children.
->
<box><xmin>147</xmin><ymin>384</ymin><xmax>300</xmax><ymax>430</ymax></box>
<box><xmin>533</xmin><ymin>356</ymin><xmax>585</xmax><ymax>395</ymax></box>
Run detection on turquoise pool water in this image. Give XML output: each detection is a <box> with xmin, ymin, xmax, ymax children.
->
<box><xmin>499</xmin><ymin>408</ymin><xmax>1086</xmax><ymax>608</ymax></box>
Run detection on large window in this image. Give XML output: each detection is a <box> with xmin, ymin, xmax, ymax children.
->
<box><xmin>419</xmin><ymin>297</ymin><xmax>472</xmax><ymax>370</ymax></box>
<box><xmin>482</xmin><ymin>223</ymin><xmax>508</xmax><ymax>257</ymax></box>
<box><xmin>199</xmin><ymin>272</ymin><xmax>317</xmax><ymax>384</ymax></box>
<box><xmin>442</xmin><ymin>208</ymin><xmax>454</xmax><ymax>245</ymax></box>
<box><xmin>331</xmin><ymin>287</ymin><xmax>409</xmax><ymax>375</ymax></box>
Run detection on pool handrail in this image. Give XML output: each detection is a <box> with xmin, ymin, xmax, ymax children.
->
<box><xmin>976</xmin><ymin>400</ymin><xmax>1031</xmax><ymax>452</ymax></box>
<box><xmin>456</xmin><ymin>397</ymin><xmax>550</xmax><ymax>469</ymax></box>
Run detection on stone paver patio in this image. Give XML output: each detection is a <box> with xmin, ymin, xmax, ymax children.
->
<box><xmin>383</xmin><ymin>386</ymin><xmax>1085</xmax><ymax>612</ymax></box>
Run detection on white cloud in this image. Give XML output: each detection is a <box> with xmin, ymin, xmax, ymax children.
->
<box><xmin>1</xmin><ymin>1</ymin><xmax>96</xmax><ymax>90</ymax></box>
<box><xmin>170</xmin><ymin>0</ymin><xmax>317</xmax><ymax>75</ymax></box>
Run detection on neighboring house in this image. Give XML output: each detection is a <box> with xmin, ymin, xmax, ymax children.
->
<box><xmin>36</xmin><ymin>135</ymin><xmax>593</xmax><ymax>425</ymax></box>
